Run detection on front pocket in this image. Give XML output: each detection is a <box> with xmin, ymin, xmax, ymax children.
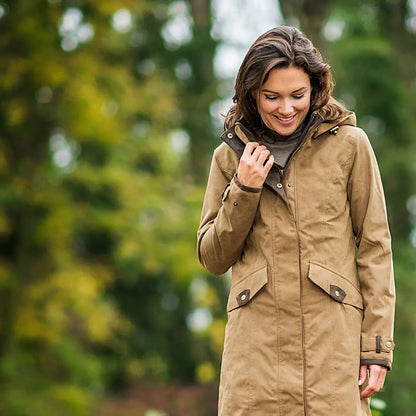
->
<box><xmin>308</xmin><ymin>261</ymin><xmax>363</xmax><ymax>310</ymax></box>
<box><xmin>227</xmin><ymin>265</ymin><xmax>268</xmax><ymax>312</ymax></box>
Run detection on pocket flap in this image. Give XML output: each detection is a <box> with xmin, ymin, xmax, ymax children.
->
<box><xmin>308</xmin><ymin>262</ymin><xmax>363</xmax><ymax>309</ymax></box>
<box><xmin>227</xmin><ymin>265</ymin><xmax>268</xmax><ymax>312</ymax></box>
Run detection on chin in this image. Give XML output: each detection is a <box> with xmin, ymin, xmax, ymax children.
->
<box><xmin>273</xmin><ymin>125</ymin><xmax>298</xmax><ymax>136</ymax></box>
<box><xmin>267</xmin><ymin>117</ymin><xmax>301</xmax><ymax>136</ymax></box>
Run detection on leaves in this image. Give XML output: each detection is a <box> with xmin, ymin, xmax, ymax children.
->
<box><xmin>1</xmin><ymin>0</ymin><xmax>415</xmax><ymax>415</ymax></box>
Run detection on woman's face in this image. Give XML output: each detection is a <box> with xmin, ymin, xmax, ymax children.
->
<box><xmin>253</xmin><ymin>66</ymin><xmax>311</xmax><ymax>136</ymax></box>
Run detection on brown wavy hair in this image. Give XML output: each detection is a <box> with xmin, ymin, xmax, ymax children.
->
<box><xmin>224</xmin><ymin>26</ymin><xmax>345</xmax><ymax>129</ymax></box>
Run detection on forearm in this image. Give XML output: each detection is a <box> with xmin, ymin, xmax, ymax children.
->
<box><xmin>198</xmin><ymin>175</ymin><xmax>262</xmax><ymax>275</ymax></box>
<box><xmin>358</xmin><ymin>251</ymin><xmax>395</xmax><ymax>369</ymax></box>
<box><xmin>347</xmin><ymin>129</ymin><xmax>396</xmax><ymax>368</ymax></box>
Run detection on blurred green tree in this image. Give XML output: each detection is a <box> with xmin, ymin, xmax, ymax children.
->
<box><xmin>0</xmin><ymin>0</ymin><xmax>222</xmax><ymax>414</ymax></box>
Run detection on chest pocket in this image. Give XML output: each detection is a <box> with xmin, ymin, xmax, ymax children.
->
<box><xmin>227</xmin><ymin>265</ymin><xmax>268</xmax><ymax>312</ymax></box>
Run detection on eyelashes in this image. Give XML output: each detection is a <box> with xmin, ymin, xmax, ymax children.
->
<box><xmin>265</xmin><ymin>94</ymin><xmax>305</xmax><ymax>101</ymax></box>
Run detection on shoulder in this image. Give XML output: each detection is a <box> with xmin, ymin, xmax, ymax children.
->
<box><xmin>314</xmin><ymin>119</ymin><xmax>376</xmax><ymax>170</ymax></box>
<box><xmin>334</xmin><ymin>125</ymin><xmax>380</xmax><ymax>174</ymax></box>
<box><xmin>212</xmin><ymin>141</ymin><xmax>240</xmax><ymax>177</ymax></box>
<box><xmin>338</xmin><ymin>125</ymin><xmax>368</xmax><ymax>141</ymax></box>
<box><xmin>337</xmin><ymin>125</ymin><xmax>375</xmax><ymax>156</ymax></box>
<box><xmin>317</xmin><ymin>111</ymin><xmax>372</xmax><ymax>153</ymax></box>
<box><xmin>318</xmin><ymin>110</ymin><xmax>370</xmax><ymax>149</ymax></box>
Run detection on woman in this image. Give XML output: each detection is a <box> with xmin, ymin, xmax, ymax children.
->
<box><xmin>197</xmin><ymin>26</ymin><xmax>395</xmax><ymax>415</ymax></box>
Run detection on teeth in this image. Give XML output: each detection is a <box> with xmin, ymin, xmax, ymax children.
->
<box><xmin>276</xmin><ymin>115</ymin><xmax>295</xmax><ymax>121</ymax></box>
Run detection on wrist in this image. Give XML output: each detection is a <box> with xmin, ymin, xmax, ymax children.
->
<box><xmin>234</xmin><ymin>174</ymin><xmax>262</xmax><ymax>193</ymax></box>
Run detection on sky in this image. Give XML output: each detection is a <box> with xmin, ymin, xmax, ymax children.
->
<box><xmin>210</xmin><ymin>0</ymin><xmax>283</xmax><ymax>127</ymax></box>
<box><xmin>211</xmin><ymin>0</ymin><xmax>283</xmax><ymax>78</ymax></box>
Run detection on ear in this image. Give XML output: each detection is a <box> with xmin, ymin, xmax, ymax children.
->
<box><xmin>251</xmin><ymin>89</ymin><xmax>258</xmax><ymax>100</ymax></box>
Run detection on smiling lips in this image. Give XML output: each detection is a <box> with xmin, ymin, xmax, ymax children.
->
<box><xmin>274</xmin><ymin>114</ymin><xmax>296</xmax><ymax>124</ymax></box>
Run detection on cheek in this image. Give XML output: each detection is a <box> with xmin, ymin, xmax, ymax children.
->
<box><xmin>298</xmin><ymin>96</ymin><xmax>311</xmax><ymax>112</ymax></box>
<box><xmin>258</xmin><ymin>99</ymin><xmax>276</xmax><ymax>114</ymax></box>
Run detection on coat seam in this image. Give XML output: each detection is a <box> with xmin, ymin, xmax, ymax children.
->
<box><xmin>248</xmin><ymin>303</ymin><xmax>254</xmax><ymax>410</ymax></box>
<box><xmin>331</xmin><ymin>300</ymin><xmax>337</xmax><ymax>413</ymax></box>
<box><xmin>271</xmin><ymin>194</ymin><xmax>282</xmax><ymax>415</ymax></box>
<box><xmin>291</xmin><ymin>156</ymin><xmax>302</xmax><ymax>413</ymax></box>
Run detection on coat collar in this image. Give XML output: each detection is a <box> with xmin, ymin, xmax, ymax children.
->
<box><xmin>223</xmin><ymin>111</ymin><xmax>357</xmax><ymax>146</ymax></box>
<box><xmin>311</xmin><ymin>111</ymin><xmax>356</xmax><ymax>139</ymax></box>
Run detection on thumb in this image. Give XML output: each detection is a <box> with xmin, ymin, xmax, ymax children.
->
<box><xmin>359</xmin><ymin>365</ymin><xmax>368</xmax><ymax>386</ymax></box>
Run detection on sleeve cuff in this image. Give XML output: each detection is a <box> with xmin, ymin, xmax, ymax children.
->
<box><xmin>361</xmin><ymin>335</ymin><xmax>394</xmax><ymax>370</ymax></box>
<box><xmin>234</xmin><ymin>174</ymin><xmax>262</xmax><ymax>193</ymax></box>
<box><xmin>360</xmin><ymin>359</ymin><xmax>391</xmax><ymax>370</ymax></box>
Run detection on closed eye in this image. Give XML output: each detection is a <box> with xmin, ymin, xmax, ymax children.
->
<box><xmin>265</xmin><ymin>94</ymin><xmax>305</xmax><ymax>100</ymax></box>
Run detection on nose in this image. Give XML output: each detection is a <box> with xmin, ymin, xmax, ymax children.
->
<box><xmin>278</xmin><ymin>99</ymin><xmax>294</xmax><ymax>116</ymax></box>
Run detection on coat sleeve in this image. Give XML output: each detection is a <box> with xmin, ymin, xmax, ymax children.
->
<box><xmin>197</xmin><ymin>146</ymin><xmax>262</xmax><ymax>275</ymax></box>
<box><xmin>347</xmin><ymin>129</ymin><xmax>395</xmax><ymax>369</ymax></box>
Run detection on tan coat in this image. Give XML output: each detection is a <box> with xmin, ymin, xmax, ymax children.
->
<box><xmin>197</xmin><ymin>112</ymin><xmax>395</xmax><ymax>416</ymax></box>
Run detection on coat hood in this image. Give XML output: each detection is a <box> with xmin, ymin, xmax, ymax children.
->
<box><xmin>312</xmin><ymin>110</ymin><xmax>357</xmax><ymax>139</ymax></box>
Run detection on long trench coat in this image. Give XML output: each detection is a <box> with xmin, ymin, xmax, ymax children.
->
<box><xmin>197</xmin><ymin>112</ymin><xmax>395</xmax><ymax>416</ymax></box>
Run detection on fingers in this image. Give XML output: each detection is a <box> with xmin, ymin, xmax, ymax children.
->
<box><xmin>264</xmin><ymin>154</ymin><xmax>274</xmax><ymax>169</ymax></box>
<box><xmin>241</xmin><ymin>141</ymin><xmax>258</xmax><ymax>159</ymax></box>
<box><xmin>359</xmin><ymin>365</ymin><xmax>387</xmax><ymax>399</ymax></box>
<box><xmin>242</xmin><ymin>143</ymin><xmax>272</xmax><ymax>168</ymax></box>
<box><xmin>243</xmin><ymin>142</ymin><xmax>269</xmax><ymax>164</ymax></box>
<box><xmin>358</xmin><ymin>365</ymin><xmax>368</xmax><ymax>386</ymax></box>
<box><xmin>257</xmin><ymin>148</ymin><xmax>272</xmax><ymax>166</ymax></box>
<box><xmin>238</xmin><ymin>142</ymin><xmax>274</xmax><ymax>188</ymax></box>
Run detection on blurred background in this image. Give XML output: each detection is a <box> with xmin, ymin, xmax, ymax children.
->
<box><xmin>0</xmin><ymin>0</ymin><xmax>415</xmax><ymax>415</ymax></box>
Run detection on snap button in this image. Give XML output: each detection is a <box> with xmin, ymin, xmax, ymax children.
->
<box><xmin>287</xmin><ymin>183</ymin><xmax>292</xmax><ymax>187</ymax></box>
<box><xmin>233</xmin><ymin>202</ymin><xmax>238</xmax><ymax>206</ymax></box>
<box><xmin>227</xmin><ymin>133</ymin><xmax>233</xmax><ymax>139</ymax></box>
<box><xmin>330</xmin><ymin>126</ymin><xmax>339</xmax><ymax>135</ymax></box>
<box><xmin>276</xmin><ymin>183</ymin><xmax>283</xmax><ymax>189</ymax></box>
<box><xmin>236</xmin><ymin>289</ymin><xmax>250</xmax><ymax>306</ymax></box>
<box><xmin>329</xmin><ymin>284</ymin><xmax>346</xmax><ymax>302</ymax></box>
<box><xmin>386</xmin><ymin>341</ymin><xmax>392</xmax><ymax>348</ymax></box>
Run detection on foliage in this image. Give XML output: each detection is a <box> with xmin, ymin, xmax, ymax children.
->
<box><xmin>0</xmin><ymin>0</ymin><xmax>415</xmax><ymax>415</ymax></box>
<box><xmin>0</xmin><ymin>0</ymin><xmax>221</xmax><ymax>414</ymax></box>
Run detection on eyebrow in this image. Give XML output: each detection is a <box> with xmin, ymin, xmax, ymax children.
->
<box><xmin>262</xmin><ymin>87</ymin><xmax>308</xmax><ymax>94</ymax></box>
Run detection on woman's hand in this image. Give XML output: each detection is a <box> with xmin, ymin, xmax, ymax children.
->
<box><xmin>359</xmin><ymin>364</ymin><xmax>387</xmax><ymax>398</ymax></box>
<box><xmin>237</xmin><ymin>142</ymin><xmax>274</xmax><ymax>188</ymax></box>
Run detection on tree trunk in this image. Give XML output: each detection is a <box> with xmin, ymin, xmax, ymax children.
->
<box><xmin>184</xmin><ymin>0</ymin><xmax>219</xmax><ymax>180</ymax></box>
<box><xmin>279</xmin><ymin>0</ymin><xmax>332</xmax><ymax>49</ymax></box>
